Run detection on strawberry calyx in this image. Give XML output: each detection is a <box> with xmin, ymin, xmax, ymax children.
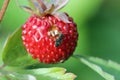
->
<box><xmin>20</xmin><ymin>0</ymin><xmax>70</xmax><ymax>23</ymax></box>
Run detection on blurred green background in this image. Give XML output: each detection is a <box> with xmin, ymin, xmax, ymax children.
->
<box><xmin>0</xmin><ymin>0</ymin><xmax>120</xmax><ymax>80</ymax></box>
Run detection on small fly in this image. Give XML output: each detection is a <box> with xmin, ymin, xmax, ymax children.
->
<box><xmin>55</xmin><ymin>33</ymin><xmax>64</xmax><ymax>47</ymax></box>
<box><xmin>48</xmin><ymin>29</ymin><xmax>64</xmax><ymax>47</ymax></box>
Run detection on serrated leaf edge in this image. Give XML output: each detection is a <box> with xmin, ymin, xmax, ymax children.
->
<box><xmin>89</xmin><ymin>57</ymin><xmax>120</xmax><ymax>71</ymax></box>
<box><xmin>18</xmin><ymin>67</ymin><xmax>76</xmax><ymax>80</ymax></box>
<box><xmin>80</xmin><ymin>58</ymin><xmax>115</xmax><ymax>80</ymax></box>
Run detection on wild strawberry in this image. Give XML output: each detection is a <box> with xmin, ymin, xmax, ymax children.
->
<box><xmin>21</xmin><ymin>0</ymin><xmax>78</xmax><ymax>64</ymax></box>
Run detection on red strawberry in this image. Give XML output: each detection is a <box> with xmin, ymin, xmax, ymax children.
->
<box><xmin>21</xmin><ymin>0</ymin><xmax>78</xmax><ymax>64</ymax></box>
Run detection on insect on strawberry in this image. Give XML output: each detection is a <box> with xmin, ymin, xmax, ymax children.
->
<box><xmin>55</xmin><ymin>33</ymin><xmax>64</xmax><ymax>47</ymax></box>
<box><xmin>21</xmin><ymin>0</ymin><xmax>78</xmax><ymax>64</ymax></box>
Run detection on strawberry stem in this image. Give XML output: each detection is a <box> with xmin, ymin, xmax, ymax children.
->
<box><xmin>0</xmin><ymin>0</ymin><xmax>10</xmax><ymax>22</ymax></box>
<box><xmin>36</xmin><ymin>0</ymin><xmax>47</xmax><ymax>11</ymax></box>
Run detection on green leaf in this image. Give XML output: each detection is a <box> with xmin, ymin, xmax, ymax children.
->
<box><xmin>0</xmin><ymin>69</ymin><xmax>36</xmax><ymax>80</ymax></box>
<box><xmin>18</xmin><ymin>67</ymin><xmax>76</xmax><ymax>80</ymax></box>
<box><xmin>0</xmin><ymin>67</ymin><xmax>76</xmax><ymax>80</ymax></box>
<box><xmin>7</xmin><ymin>73</ymin><xmax>36</xmax><ymax>80</ymax></box>
<box><xmin>2</xmin><ymin>27</ymin><xmax>38</xmax><ymax>67</ymax></box>
<box><xmin>73</xmin><ymin>55</ymin><xmax>119</xmax><ymax>80</ymax></box>
<box><xmin>87</xmin><ymin>57</ymin><xmax>120</xmax><ymax>80</ymax></box>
